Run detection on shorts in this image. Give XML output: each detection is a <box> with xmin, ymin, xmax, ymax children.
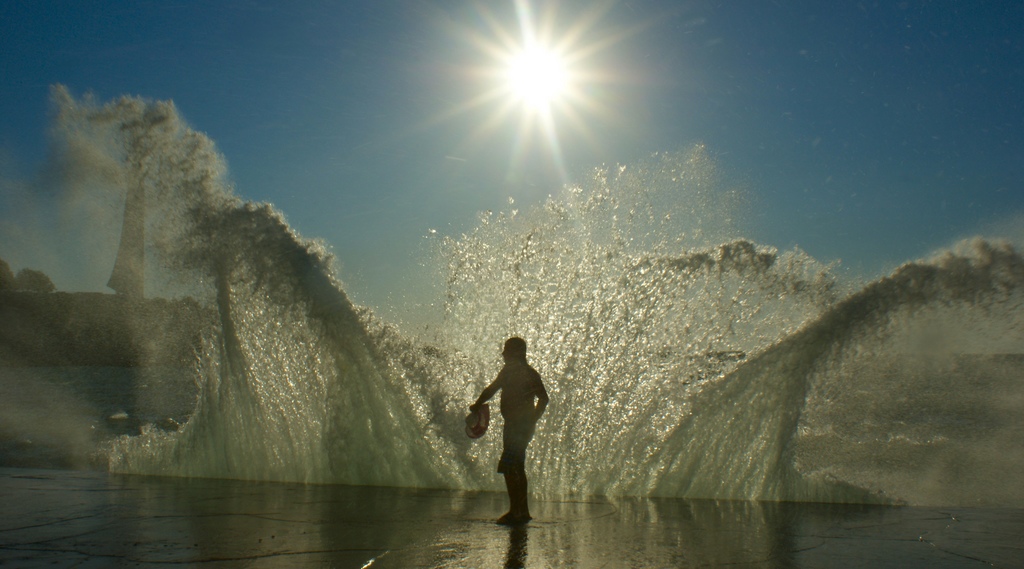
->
<box><xmin>497</xmin><ymin>420</ymin><xmax>535</xmax><ymax>474</ymax></box>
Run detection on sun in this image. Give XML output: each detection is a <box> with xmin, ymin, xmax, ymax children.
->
<box><xmin>430</xmin><ymin>1</ymin><xmax>635</xmax><ymax>184</ymax></box>
<box><xmin>505</xmin><ymin>46</ymin><xmax>569</xmax><ymax>109</ymax></box>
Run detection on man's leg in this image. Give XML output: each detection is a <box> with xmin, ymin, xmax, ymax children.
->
<box><xmin>498</xmin><ymin>468</ymin><xmax>530</xmax><ymax>524</ymax></box>
<box><xmin>504</xmin><ymin>471</ymin><xmax>515</xmax><ymax>508</ymax></box>
<box><xmin>505</xmin><ymin>466</ymin><xmax>530</xmax><ymax>521</ymax></box>
<box><xmin>498</xmin><ymin>424</ymin><xmax>533</xmax><ymax>524</ymax></box>
<box><xmin>513</xmin><ymin>465</ymin><xmax>530</xmax><ymax>520</ymax></box>
<box><xmin>498</xmin><ymin>472</ymin><xmax>516</xmax><ymax>524</ymax></box>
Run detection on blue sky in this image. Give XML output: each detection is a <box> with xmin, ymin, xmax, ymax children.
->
<box><xmin>1</xmin><ymin>1</ymin><xmax>1022</xmax><ymax>321</ymax></box>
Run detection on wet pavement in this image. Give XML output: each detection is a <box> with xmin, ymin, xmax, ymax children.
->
<box><xmin>1</xmin><ymin>468</ymin><xmax>1021</xmax><ymax>568</ymax></box>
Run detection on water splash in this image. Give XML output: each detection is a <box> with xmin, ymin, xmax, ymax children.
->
<box><xmin>52</xmin><ymin>88</ymin><xmax>1023</xmax><ymax>506</ymax></box>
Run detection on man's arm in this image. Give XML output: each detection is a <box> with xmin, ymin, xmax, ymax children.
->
<box><xmin>533</xmin><ymin>375</ymin><xmax>549</xmax><ymax>420</ymax></box>
<box><xmin>471</xmin><ymin>375</ymin><xmax>502</xmax><ymax>411</ymax></box>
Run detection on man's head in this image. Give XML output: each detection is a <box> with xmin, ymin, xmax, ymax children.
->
<box><xmin>502</xmin><ymin>337</ymin><xmax>527</xmax><ymax>360</ymax></box>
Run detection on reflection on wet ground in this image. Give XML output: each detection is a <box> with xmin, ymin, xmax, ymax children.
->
<box><xmin>1</xmin><ymin>468</ymin><xmax>1021</xmax><ymax>568</ymax></box>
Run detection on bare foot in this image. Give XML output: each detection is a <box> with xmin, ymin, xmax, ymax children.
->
<box><xmin>497</xmin><ymin>512</ymin><xmax>531</xmax><ymax>525</ymax></box>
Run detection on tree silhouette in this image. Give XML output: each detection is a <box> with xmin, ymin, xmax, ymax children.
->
<box><xmin>0</xmin><ymin>258</ymin><xmax>14</xmax><ymax>291</ymax></box>
<box><xmin>13</xmin><ymin>268</ymin><xmax>56</xmax><ymax>293</ymax></box>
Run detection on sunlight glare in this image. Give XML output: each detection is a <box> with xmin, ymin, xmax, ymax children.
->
<box><xmin>434</xmin><ymin>0</ymin><xmax>632</xmax><ymax>187</ymax></box>
<box><xmin>506</xmin><ymin>47</ymin><xmax>568</xmax><ymax>108</ymax></box>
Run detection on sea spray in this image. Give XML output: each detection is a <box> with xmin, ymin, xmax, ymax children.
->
<box><xmin>55</xmin><ymin>87</ymin><xmax>1023</xmax><ymax>506</ymax></box>
<box><xmin>430</xmin><ymin>155</ymin><xmax>843</xmax><ymax>496</ymax></box>
<box><xmin>649</xmin><ymin>237</ymin><xmax>1024</xmax><ymax>504</ymax></box>
<box><xmin>54</xmin><ymin>87</ymin><xmax>445</xmax><ymax>485</ymax></box>
<box><xmin>372</xmin><ymin>203</ymin><xmax>1024</xmax><ymax>504</ymax></box>
<box><xmin>792</xmin><ymin>239</ymin><xmax>1024</xmax><ymax>506</ymax></box>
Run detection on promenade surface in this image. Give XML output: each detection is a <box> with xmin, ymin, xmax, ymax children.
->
<box><xmin>1</xmin><ymin>468</ymin><xmax>1020</xmax><ymax>568</ymax></box>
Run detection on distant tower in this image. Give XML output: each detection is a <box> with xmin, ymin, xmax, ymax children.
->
<box><xmin>107</xmin><ymin>183</ymin><xmax>145</xmax><ymax>298</ymax></box>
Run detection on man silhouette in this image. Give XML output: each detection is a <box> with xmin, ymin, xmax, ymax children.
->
<box><xmin>471</xmin><ymin>337</ymin><xmax>549</xmax><ymax>524</ymax></box>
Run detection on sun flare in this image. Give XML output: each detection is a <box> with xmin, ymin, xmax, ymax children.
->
<box><xmin>435</xmin><ymin>0</ymin><xmax>633</xmax><ymax>184</ymax></box>
<box><xmin>505</xmin><ymin>46</ymin><xmax>569</xmax><ymax>109</ymax></box>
